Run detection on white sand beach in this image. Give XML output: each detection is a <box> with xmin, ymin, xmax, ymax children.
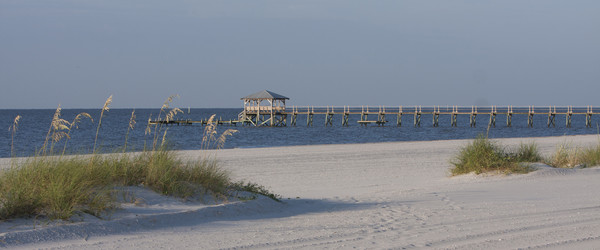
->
<box><xmin>2</xmin><ymin>134</ymin><xmax>600</xmax><ymax>249</ymax></box>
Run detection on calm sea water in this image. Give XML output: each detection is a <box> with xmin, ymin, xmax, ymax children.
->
<box><xmin>1</xmin><ymin>108</ymin><xmax>598</xmax><ymax>158</ymax></box>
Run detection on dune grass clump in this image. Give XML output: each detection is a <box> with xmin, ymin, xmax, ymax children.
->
<box><xmin>579</xmin><ymin>144</ymin><xmax>600</xmax><ymax>167</ymax></box>
<box><xmin>0</xmin><ymin>149</ymin><xmax>233</xmax><ymax>220</ymax></box>
<box><xmin>0</xmin><ymin>156</ymin><xmax>114</xmax><ymax>220</ymax></box>
<box><xmin>451</xmin><ymin>136</ymin><xmax>539</xmax><ymax>175</ymax></box>
<box><xmin>545</xmin><ymin>143</ymin><xmax>600</xmax><ymax>168</ymax></box>
<box><xmin>508</xmin><ymin>142</ymin><xmax>542</xmax><ymax>163</ymax></box>
<box><xmin>546</xmin><ymin>144</ymin><xmax>580</xmax><ymax>168</ymax></box>
<box><xmin>1</xmin><ymin>95</ymin><xmax>276</xmax><ymax>221</ymax></box>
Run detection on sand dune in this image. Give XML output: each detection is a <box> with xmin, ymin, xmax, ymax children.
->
<box><xmin>2</xmin><ymin>135</ymin><xmax>600</xmax><ymax>249</ymax></box>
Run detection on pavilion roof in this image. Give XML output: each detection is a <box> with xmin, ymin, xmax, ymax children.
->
<box><xmin>242</xmin><ymin>90</ymin><xmax>289</xmax><ymax>100</ymax></box>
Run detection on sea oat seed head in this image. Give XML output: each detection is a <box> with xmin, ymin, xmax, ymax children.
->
<box><xmin>9</xmin><ymin>115</ymin><xmax>21</xmax><ymax>132</ymax></box>
<box><xmin>216</xmin><ymin>129</ymin><xmax>238</xmax><ymax>149</ymax></box>
<box><xmin>145</xmin><ymin>114</ymin><xmax>152</xmax><ymax>135</ymax></box>
<box><xmin>103</xmin><ymin>95</ymin><xmax>113</xmax><ymax>112</ymax></box>
<box><xmin>161</xmin><ymin>94</ymin><xmax>180</xmax><ymax>111</ymax></box>
<box><xmin>72</xmin><ymin>112</ymin><xmax>92</xmax><ymax>129</ymax></box>
<box><xmin>166</xmin><ymin>108</ymin><xmax>183</xmax><ymax>122</ymax></box>
<box><xmin>129</xmin><ymin>110</ymin><xmax>137</xmax><ymax>129</ymax></box>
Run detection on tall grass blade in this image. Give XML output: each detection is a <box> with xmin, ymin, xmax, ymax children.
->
<box><xmin>9</xmin><ymin>115</ymin><xmax>21</xmax><ymax>157</ymax></box>
<box><xmin>152</xmin><ymin>95</ymin><xmax>179</xmax><ymax>151</ymax></box>
<box><xmin>123</xmin><ymin>109</ymin><xmax>136</xmax><ymax>153</ymax></box>
<box><xmin>62</xmin><ymin>112</ymin><xmax>93</xmax><ymax>155</ymax></box>
<box><xmin>93</xmin><ymin>95</ymin><xmax>112</xmax><ymax>154</ymax></box>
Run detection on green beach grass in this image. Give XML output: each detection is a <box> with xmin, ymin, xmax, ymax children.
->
<box><xmin>545</xmin><ymin>142</ymin><xmax>600</xmax><ymax>168</ymax></box>
<box><xmin>1</xmin><ymin>95</ymin><xmax>279</xmax><ymax>221</ymax></box>
<box><xmin>451</xmin><ymin>135</ymin><xmax>540</xmax><ymax>175</ymax></box>
<box><xmin>452</xmin><ymin>135</ymin><xmax>600</xmax><ymax>175</ymax></box>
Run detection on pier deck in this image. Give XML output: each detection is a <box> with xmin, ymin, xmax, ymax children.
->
<box><xmin>151</xmin><ymin>106</ymin><xmax>597</xmax><ymax>128</ymax></box>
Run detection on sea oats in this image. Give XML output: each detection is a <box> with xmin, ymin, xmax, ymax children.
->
<box><xmin>161</xmin><ymin>94</ymin><xmax>179</xmax><ymax>111</ymax></box>
<box><xmin>102</xmin><ymin>95</ymin><xmax>113</xmax><ymax>112</ymax></box>
<box><xmin>128</xmin><ymin>110</ymin><xmax>136</xmax><ymax>130</ymax></box>
<box><xmin>202</xmin><ymin>115</ymin><xmax>218</xmax><ymax>149</ymax></box>
<box><xmin>161</xmin><ymin>129</ymin><xmax>168</xmax><ymax>147</ymax></box>
<box><xmin>9</xmin><ymin>115</ymin><xmax>21</xmax><ymax>156</ymax></box>
<box><xmin>145</xmin><ymin>114</ymin><xmax>152</xmax><ymax>135</ymax></box>
<box><xmin>73</xmin><ymin>113</ymin><xmax>93</xmax><ymax>128</ymax></box>
<box><xmin>122</xmin><ymin>110</ymin><xmax>138</xmax><ymax>153</ymax></box>
<box><xmin>8</xmin><ymin>115</ymin><xmax>21</xmax><ymax>133</ymax></box>
<box><xmin>216</xmin><ymin>129</ymin><xmax>238</xmax><ymax>149</ymax></box>
<box><xmin>62</xmin><ymin>112</ymin><xmax>93</xmax><ymax>155</ymax></box>
<box><xmin>152</xmin><ymin>95</ymin><xmax>180</xmax><ymax>151</ymax></box>
<box><xmin>42</xmin><ymin>105</ymin><xmax>71</xmax><ymax>155</ymax></box>
<box><xmin>166</xmin><ymin>108</ymin><xmax>182</xmax><ymax>123</ymax></box>
<box><xmin>93</xmin><ymin>95</ymin><xmax>113</xmax><ymax>154</ymax></box>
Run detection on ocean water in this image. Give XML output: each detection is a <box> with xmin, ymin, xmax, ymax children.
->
<box><xmin>1</xmin><ymin>108</ymin><xmax>598</xmax><ymax>158</ymax></box>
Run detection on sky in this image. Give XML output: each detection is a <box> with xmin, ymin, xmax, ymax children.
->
<box><xmin>1</xmin><ymin>0</ymin><xmax>599</xmax><ymax>109</ymax></box>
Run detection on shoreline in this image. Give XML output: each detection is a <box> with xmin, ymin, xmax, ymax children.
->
<box><xmin>2</xmin><ymin>133</ymin><xmax>598</xmax><ymax>164</ymax></box>
<box><xmin>188</xmin><ymin>133</ymin><xmax>600</xmax><ymax>155</ymax></box>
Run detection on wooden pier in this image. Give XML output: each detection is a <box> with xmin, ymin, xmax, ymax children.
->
<box><xmin>282</xmin><ymin>105</ymin><xmax>597</xmax><ymax>128</ymax></box>
<box><xmin>151</xmin><ymin>105</ymin><xmax>597</xmax><ymax>128</ymax></box>
<box><xmin>150</xmin><ymin>90</ymin><xmax>598</xmax><ymax>128</ymax></box>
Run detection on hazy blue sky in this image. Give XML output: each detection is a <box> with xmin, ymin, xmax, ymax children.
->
<box><xmin>1</xmin><ymin>1</ymin><xmax>599</xmax><ymax>108</ymax></box>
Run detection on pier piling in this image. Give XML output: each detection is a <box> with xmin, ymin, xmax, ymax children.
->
<box><xmin>397</xmin><ymin>106</ymin><xmax>403</xmax><ymax>127</ymax></box>
<box><xmin>527</xmin><ymin>106</ymin><xmax>535</xmax><ymax>128</ymax></box>
<box><xmin>507</xmin><ymin>106</ymin><xmax>513</xmax><ymax>127</ymax></box>
<box><xmin>566</xmin><ymin>106</ymin><xmax>573</xmax><ymax>128</ymax></box>
<box><xmin>153</xmin><ymin>104</ymin><xmax>597</xmax><ymax>129</ymax></box>
<box><xmin>470</xmin><ymin>106</ymin><xmax>477</xmax><ymax>127</ymax></box>
<box><xmin>414</xmin><ymin>106</ymin><xmax>421</xmax><ymax>127</ymax></box>
<box><xmin>547</xmin><ymin>106</ymin><xmax>556</xmax><ymax>128</ymax></box>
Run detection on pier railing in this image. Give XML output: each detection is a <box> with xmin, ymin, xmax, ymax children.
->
<box><xmin>285</xmin><ymin>105</ymin><xmax>594</xmax><ymax>115</ymax></box>
<box><xmin>151</xmin><ymin>105</ymin><xmax>598</xmax><ymax>128</ymax></box>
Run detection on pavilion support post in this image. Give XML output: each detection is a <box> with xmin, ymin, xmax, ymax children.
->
<box><xmin>283</xmin><ymin>114</ymin><xmax>287</xmax><ymax>126</ymax></box>
<box><xmin>270</xmin><ymin>100</ymin><xmax>274</xmax><ymax>127</ymax></box>
<box><xmin>256</xmin><ymin>100</ymin><xmax>260</xmax><ymax>127</ymax></box>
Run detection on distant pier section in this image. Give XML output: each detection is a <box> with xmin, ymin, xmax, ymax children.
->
<box><xmin>150</xmin><ymin>90</ymin><xmax>597</xmax><ymax>128</ymax></box>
